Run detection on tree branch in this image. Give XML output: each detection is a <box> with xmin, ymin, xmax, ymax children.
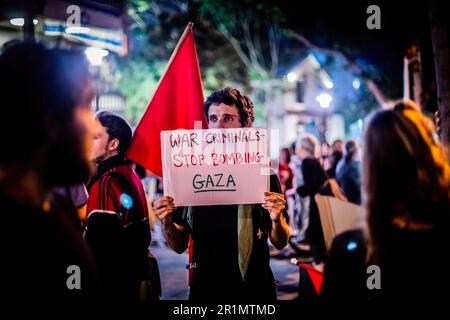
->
<box><xmin>128</xmin><ymin>7</ymin><xmax>146</xmax><ymax>30</ymax></box>
<box><xmin>287</xmin><ymin>29</ymin><xmax>392</xmax><ymax>108</ymax></box>
<box><xmin>268</xmin><ymin>24</ymin><xmax>280</xmax><ymax>77</ymax></box>
<box><xmin>210</xmin><ymin>14</ymin><xmax>254</xmax><ymax>72</ymax></box>
<box><xmin>242</xmin><ymin>19</ymin><xmax>267</xmax><ymax>76</ymax></box>
<box><xmin>253</xmin><ymin>21</ymin><xmax>265</xmax><ymax>70</ymax></box>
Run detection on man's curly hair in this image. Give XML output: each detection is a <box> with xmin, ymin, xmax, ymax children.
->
<box><xmin>204</xmin><ymin>87</ymin><xmax>255</xmax><ymax>126</ymax></box>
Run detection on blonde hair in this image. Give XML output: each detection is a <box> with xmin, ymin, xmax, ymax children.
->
<box><xmin>364</xmin><ymin>100</ymin><xmax>450</xmax><ymax>264</ymax></box>
<box><xmin>296</xmin><ymin>134</ymin><xmax>321</xmax><ymax>159</ymax></box>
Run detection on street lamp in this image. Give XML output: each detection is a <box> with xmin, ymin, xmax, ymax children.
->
<box><xmin>287</xmin><ymin>72</ymin><xmax>298</xmax><ymax>83</ymax></box>
<box><xmin>84</xmin><ymin>47</ymin><xmax>109</xmax><ymax>66</ymax></box>
<box><xmin>10</xmin><ymin>18</ymin><xmax>38</xmax><ymax>26</ymax></box>
<box><xmin>316</xmin><ymin>93</ymin><xmax>333</xmax><ymax>109</ymax></box>
<box><xmin>316</xmin><ymin>93</ymin><xmax>333</xmax><ymax>143</ymax></box>
<box><xmin>85</xmin><ymin>47</ymin><xmax>109</xmax><ymax>112</ymax></box>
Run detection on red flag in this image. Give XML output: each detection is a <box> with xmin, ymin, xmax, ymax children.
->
<box><xmin>299</xmin><ymin>263</ymin><xmax>323</xmax><ymax>294</ymax></box>
<box><xmin>127</xmin><ymin>23</ymin><xmax>207</xmax><ymax>176</ymax></box>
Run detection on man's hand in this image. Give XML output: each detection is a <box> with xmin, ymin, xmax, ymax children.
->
<box><xmin>153</xmin><ymin>196</ymin><xmax>176</xmax><ymax>225</ymax></box>
<box><xmin>153</xmin><ymin>196</ymin><xmax>188</xmax><ymax>254</ymax></box>
<box><xmin>263</xmin><ymin>191</ymin><xmax>289</xmax><ymax>249</ymax></box>
<box><xmin>262</xmin><ymin>192</ymin><xmax>286</xmax><ymax>222</ymax></box>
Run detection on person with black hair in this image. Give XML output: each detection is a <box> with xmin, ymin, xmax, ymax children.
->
<box><xmin>0</xmin><ymin>41</ymin><xmax>99</xmax><ymax>304</ymax></box>
<box><xmin>85</xmin><ymin>111</ymin><xmax>159</xmax><ymax>302</ymax></box>
<box><xmin>153</xmin><ymin>87</ymin><xmax>289</xmax><ymax>302</ymax></box>
<box><xmin>326</xmin><ymin>139</ymin><xmax>344</xmax><ymax>178</ymax></box>
<box><xmin>336</xmin><ymin>140</ymin><xmax>362</xmax><ymax>204</ymax></box>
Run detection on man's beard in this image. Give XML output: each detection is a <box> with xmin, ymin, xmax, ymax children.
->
<box><xmin>92</xmin><ymin>145</ymin><xmax>116</xmax><ymax>165</ymax></box>
<box><xmin>92</xmin><ymin>152</ymin><xmax>107</xmax><ymax>166</ymax></box>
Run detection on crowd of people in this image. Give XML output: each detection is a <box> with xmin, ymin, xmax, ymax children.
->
<box><xmin>276</xmin><ymin>131</ymin><xmax>363</xmax><ymax>265</ymax></box>
<box><xmin>1</xmin><ymin>41</ymin><xmax>449</xmax><ymax>310</ymax></box>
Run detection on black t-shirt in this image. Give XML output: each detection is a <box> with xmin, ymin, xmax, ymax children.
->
<box><xmin>0</xmin><ymin>194</ymin><xmax>99</xmax><ymax>306</ymax></box>
<box><xmin>173</xmin><ymin>172</ymin><xmax>283</xmax><ymax>302</ymax></box>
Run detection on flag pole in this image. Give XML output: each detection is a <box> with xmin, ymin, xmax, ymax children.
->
<box><xmin>133</xmin><ymin>22</ymin><xmax>194</xmax><ymax>128</ymax></box>
<box><xmin>165</xmin><ymin>22</ymin><xmax>194</xmax><ymax>68</ymax></box>
<box><xmin>153</xmin><ymin>22</ymin><xmax>194</xmax><ymax>91</ymax></box>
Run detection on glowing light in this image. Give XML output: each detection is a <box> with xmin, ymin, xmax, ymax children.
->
<box><xmin>10</xmin><ymin>18</ymin><xmax>38</xmax><ymax>26</ymax></box>
<box><xmin>84</xmin><ymin>47</ymin><xmax>109</xmax><ymax>66</ymax></box>
<box><xmin>120</xmin><ymin>193</ymin><xmax>133</xmax><ymax>209</ymax></box>
<box><xmin>353</xmin><ymin>79</ymin><xmax>361</xmax><ymax>89</ymax></box>
<box><xmin>357</xmin><ymin>119</ymin><xmax>363</xmax><ymax>129</ymax></box>
<box><xmin>347</xmin><ymin>241</ymin><xmax>358</xmax><ymax>251</ymax></box>
<box><xmin>287</xmin><ymin>72</ymin><xmax>298</xmax><ymax>83</ymax></box>
<box><xmin>324</xmin><ymin>79</ymin><xmax>334</xmax><ymax>89</ymax></box>
<box><xmin>316</xmin><ymin>93</ymin><xmax>333</xmax><ymax>108</ymax></box>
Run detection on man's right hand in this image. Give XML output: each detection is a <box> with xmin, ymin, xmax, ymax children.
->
<box><xmin>153</xmin><ymin>196</ymin><xmax>176</xmax><ymax>225</ymax></box>
<box><xmin>153</xmin><ymin>196</ymin><xmax>187</xmax><ymax>253</ymax></box>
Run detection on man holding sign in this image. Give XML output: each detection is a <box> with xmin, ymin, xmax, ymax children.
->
<box><xmin>153</xmin><ymin>87</ymin><xmax>289</xmax><ymax>301</ymax></box>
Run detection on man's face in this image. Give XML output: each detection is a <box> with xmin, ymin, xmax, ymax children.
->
<box><xmin>207</xmin><ymin>103</ymin><xmax>247</xmax><ymax>129</ymax></box>
<box><xmin>90</xmin><ymin>120</ymin><xmax>111</xmax><ymax>164</ymax></box>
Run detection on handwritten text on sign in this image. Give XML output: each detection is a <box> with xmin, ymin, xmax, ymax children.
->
<box><xmin>161</xmin><ymin>128</ymin><xmax>270</xmax><ymax>206</ymax></box>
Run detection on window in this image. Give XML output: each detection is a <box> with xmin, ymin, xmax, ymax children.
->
<box><xmin>296</xmin><ymin>81</ymin><xmax>305</xmax><ymax>103</ymax></box>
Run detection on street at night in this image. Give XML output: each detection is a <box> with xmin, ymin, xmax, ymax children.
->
<box><xmin>1</xmin><ymin>0</ymin><xmax>449</xmax><ymax>317</ymax></box>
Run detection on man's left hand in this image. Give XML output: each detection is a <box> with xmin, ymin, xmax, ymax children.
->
<box><xmin>262</xmin><ymin>192</ymin><xmax>286</xmax><ymax>222</ymax></box>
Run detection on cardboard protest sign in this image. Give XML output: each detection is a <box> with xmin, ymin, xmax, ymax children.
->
<box><xmin>315</xmin><ymin>195</ymin><xmax>366</xmax><ymax>250</ymax></box>
<box><xmin>161</xmin><ymin>128</ymin><xmax>270</xmax><ymax>206</ymax></box>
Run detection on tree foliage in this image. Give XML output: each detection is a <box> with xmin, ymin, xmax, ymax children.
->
<box><xmin>115</xmin><ymin>0</ymin><xmax>251</xmax><ymax>124</ymax></box>
<box><xmin>115</xmin><ymin>0</ymin><xmax>432</xmax><ymax>133</ymax></box>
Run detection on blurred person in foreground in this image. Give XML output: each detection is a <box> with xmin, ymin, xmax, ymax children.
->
<box><xmin>321</xmin><ymin>100</ymin><xmax>450</xmax><ymax>308</ymax></box>
<box><xmin>52</xmin><ymin>184</ymin><xmax>89</xmax><ymax>227</ymax></box>
<box><xmin>0</xmin><ymin>42</ymin><xmax>99</xmax><ymax>303</ymax></box>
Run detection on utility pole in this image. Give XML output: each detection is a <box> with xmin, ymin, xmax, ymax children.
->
<box><xmin>23</xmin><ymin>0</ymin><xmax>36</xmax><ymax>41</ymax></box>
